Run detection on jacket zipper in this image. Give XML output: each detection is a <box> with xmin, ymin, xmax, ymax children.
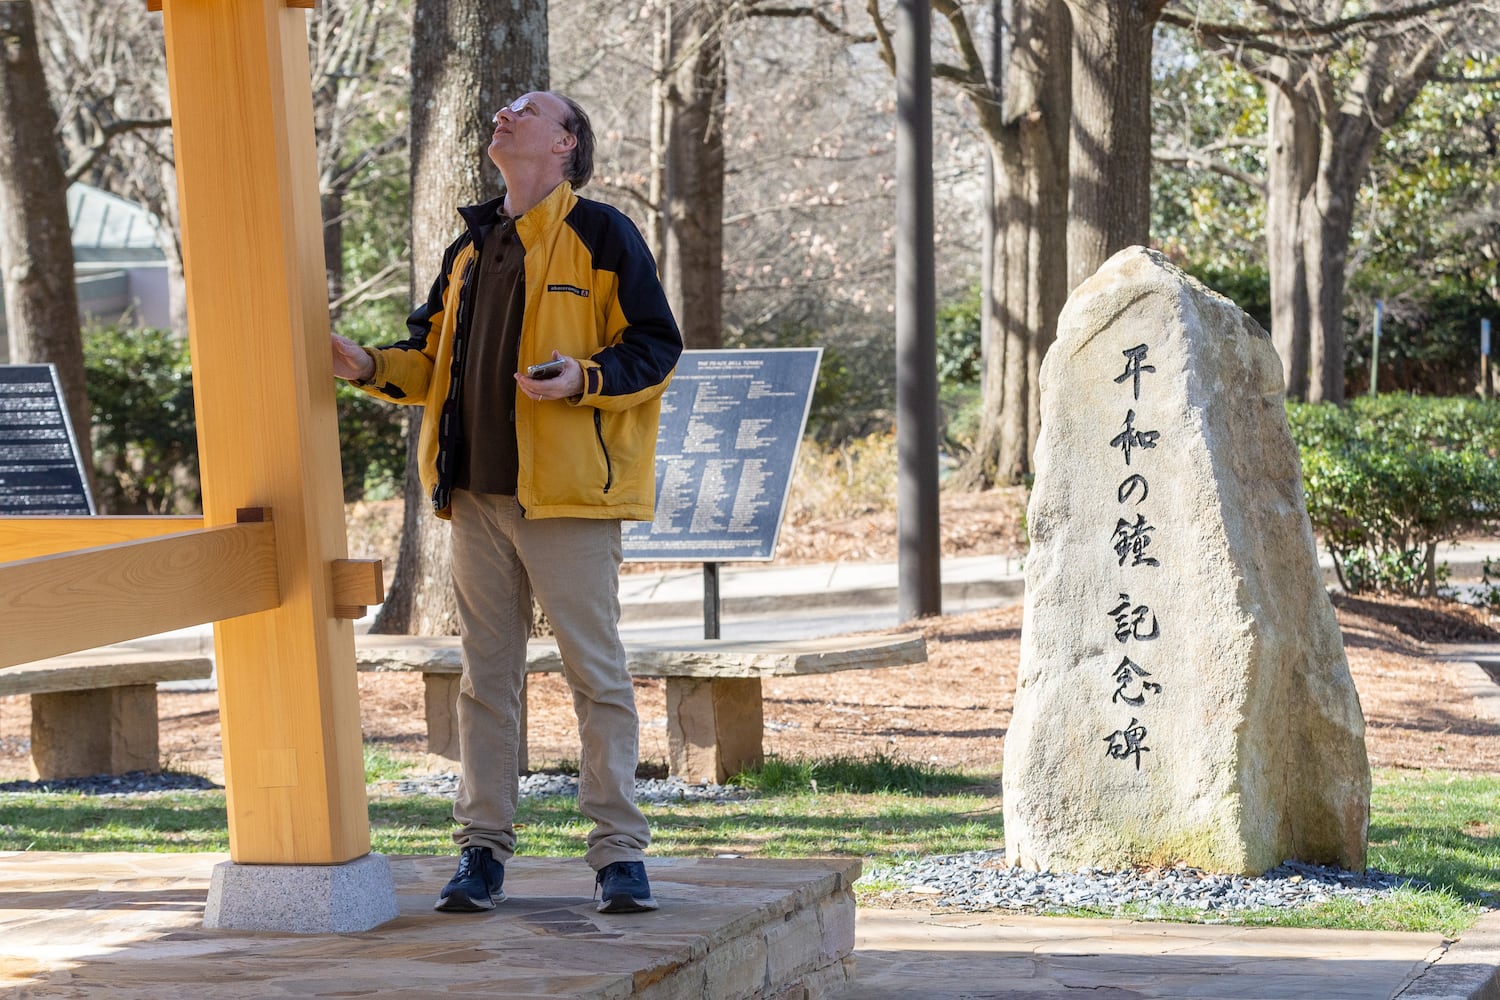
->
<box><xmin>593</xmin><ymin>409</ymin><xmax>613</xmax><ymax>494</ymax></box>
<box><xmin>432</xmin><ymin>247</ymin><xmax>479</xmax><ymax>513</ymax></box>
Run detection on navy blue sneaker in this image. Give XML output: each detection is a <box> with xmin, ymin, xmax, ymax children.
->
<box><xmin>434</xmin><ymin>845</ymin><xmax>506</xmax><ymax>912</ymax></box>
<box><xmin>595</xmin><ymin>860</ymin><xmax>658</xmax><ymax>913</ymax></box>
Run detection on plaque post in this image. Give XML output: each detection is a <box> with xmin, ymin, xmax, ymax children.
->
<box><xmin>702</xmin><ymin>562</ymin><xmax>722</xmax><ymax>639</ymax></box>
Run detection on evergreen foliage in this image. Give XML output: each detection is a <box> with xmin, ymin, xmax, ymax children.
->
<box><xmin>1289</xmin><ymin>395</ymin><xmax>1500</xmax><ymax>596</ymax></box>
<box><xmin>82</xmin><ymin>319</ymin><xmax>407</xmax><ymax>510</ymax></box>
<box><xmin>83</xmin><ymin>325</ymin><xmax>198</xmax><ymax>514</ymax></box>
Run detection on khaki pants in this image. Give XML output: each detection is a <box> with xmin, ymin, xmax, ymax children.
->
<box><xmin>448</xmin><ymin>489</ymin><xmax>651</xmax><ymax>870</ymax></box>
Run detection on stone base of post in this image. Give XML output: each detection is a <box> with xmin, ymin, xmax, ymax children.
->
<box><xmin>203</xmin><ymin>853</ymin><xmax>399</xmax><ymax>933</ymax></box>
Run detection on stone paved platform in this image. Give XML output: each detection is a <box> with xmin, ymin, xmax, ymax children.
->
<box><xmin>0</xmin><ymin>852</ymin><xmax>858</xmax><ymax>999</ymax></box>
<box><xmin>2</xmin><ymin>852</ymin><xmax>1497</xmax><ymax>999</ymax></box>
<box><xmin>838</xmin><ymin>908</ymin><xmax>1500</xmax><ymax>1000</ymax></box>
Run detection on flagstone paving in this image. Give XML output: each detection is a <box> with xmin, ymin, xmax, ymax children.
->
<box><xmin>0</xmin><ymin>852</ymin><xmax>1495</xmax><ymax>998</ymax></box>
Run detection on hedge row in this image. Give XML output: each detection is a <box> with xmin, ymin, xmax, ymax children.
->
<box><xmin>1288</xmin><ymin>394</ymin><xmax>1500</xmax><ymax>596</ymax></box>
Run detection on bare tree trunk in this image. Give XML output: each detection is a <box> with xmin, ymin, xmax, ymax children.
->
<box><xmin>157</xmin><ymin>161</ymin><xmax>189</xmax><ymax>337</ymax></box>
<box><xmin>1264</xmin><ymin>29</ymin><xmax>1452</xmax><ymax>405</ymax></box>
<box><xmin>1266</xmin><ymin>77</ymin><xmax>1352</xmax><ymax>405</ymax></box>
<box><xmin>0</xmin><ymin>0</ymin><xmax>95</xmax><ymax>487</ymax></box>
<box><xmin>308</xmin><ymin>0</ymin><xmax>408</xmax><ymax>323</ymax></box>
<box><xmin>646</xmin><ymin>0</ymin><xmax>669</xmax><ymax>266</ymax></box>
<box><xmin>322</xmin><ymin>189</ymin><xmax>345</xmax><ymax>316</ymax></box>
<box><xmin>1062</xmin><ymin>0</ymin><xmax>1161</xmax><ymax>291</ymax></box>
<box><xmin>919</xmin><ymin>0</ymin><xmax>1151</xmax><ymax>489</ymax></box>
<box><xmin>662</xmin><ymin>0</ymin><xmax>725</xmax><ymax>348</ymax></box>
<box><xmin>1307</xmin><ymin>174</ymin><xmax>1347</xmax><ymax>404</ymax></box>
<box><xmin>375</xmin><ymin>0</ymin><xmax>547</xmax><ymax>635</ymax></box>
<box><xmin>1264</xmin><ymin>73</ymin><xmax>1314</xmax><ymax>400</ymax></box>
<box><xmin>954</xmin><ymin>0</ymin><xmax>1069</xmax><ymax>489</ymax></box>
<box><xmin>1182</xmin><ymin>8</ymin><xmax>1465</xmax><ymax>404</ymax></box>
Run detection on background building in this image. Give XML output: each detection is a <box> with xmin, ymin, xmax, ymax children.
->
<box><xmin>0</xmin><ymin>183</ymin><xmax>171</xmax><ymax>360</ymax></box>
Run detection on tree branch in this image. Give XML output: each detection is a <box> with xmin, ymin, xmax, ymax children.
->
<box><xmin>1152</xmin><ymin>148</ymin><xmax>1268</xmax><ymax>194</ymax></box>
<box><xmin>931</xmin><ymin>0</ymin><xmax>987</xmax><ymax>88</ymax></box>
<box><xmin>741</xmin><ymin>2</ymin><xmax>876</xmax><ymax>43</ymax></box>
<box><xmin>1431</xmin><ymin>71</ymin><xmax>1500</xmax><ymax>84</ymax></box>
<box><xmin>595</xmin><ymin>177</ymin><xmax>656</xmax><ymax>217</ymax></box>
<box><xmin>1162</xmin><ymin>0</ymin><xmax>1473</xmax><ymax>41</ymax></box>
<box><xmin>63</xmin><ymin>116</ymin><xmax>173</xmax><ymax>185</ymax></box>
<box><xmin>329</xmin><ymin>261</ymin><xmax>408</xmax><ymax>314</ymax></box>
<box><xmin>1161</xmin><ymin>12</ymin><xmax>1344</xmax><ymax>57</ymax></box>
<box><xmin>864</xmin><ymin>0</ymin><xmax>897</xmax><ymax>74</ymax></box>
<box><xmin>323</xmin><ymin>133</ymin><xmax>407</xmax><ymax>195</ymax></box>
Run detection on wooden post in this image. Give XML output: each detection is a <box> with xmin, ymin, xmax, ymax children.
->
<box><xmin>154</xmin><ymin>0</ymin><xmax>369</xmax><ymax>864</ymax></box>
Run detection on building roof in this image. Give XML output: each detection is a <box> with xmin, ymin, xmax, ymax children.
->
<box><xmin>67</xmin><ymin>183</ymin><xmax>165</xmax><ymax>263</ymax></box>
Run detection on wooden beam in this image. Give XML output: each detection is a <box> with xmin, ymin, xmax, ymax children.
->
<box><xmin>147</xmin><ymin>1</ymin><xmax>315</xmax><ymax>10</ymax></box>
<box><xmin>331</xmin><ymin>558</ymin><xmax>383</xmax><ymax>619</ymax></box>
<box><xmin>158</xmin><ymin>0</ymin><xmax>368</xmax><ymax>865</ymax></box>
<box><xmin>0</xmin><ymin>516</ymin><xmax>204</xmax><ymax>562</ymax></box>
<box><xmin>0</xmin><ymin>521</ymin><xmax>279</xmax><ymax>669</ymax></box>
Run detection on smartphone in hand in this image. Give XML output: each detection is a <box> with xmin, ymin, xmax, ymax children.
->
<box><xmin>526</xmin><ymin>359</ymin><xmax>567</xmax><ymax>380</ymax></box>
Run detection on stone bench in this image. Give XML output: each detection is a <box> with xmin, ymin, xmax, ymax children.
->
<box><xmin>355</xmin><ymin>632</ymin><xmax>928</xmax><ymax>783</ymax></box>
<box><xmin>0</xmin><ymin>652</ymin><xmax>214</xmax><ymax>780</ymax></box>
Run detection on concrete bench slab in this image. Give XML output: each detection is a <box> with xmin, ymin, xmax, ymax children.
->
<box><xmin>0</xmin><ymin>652</ymin><xmax>214</xmax><ymax>780</ymax></box>
<box><xmin>355</xmin><ymin>633</ymin><xmax>927</xmax><ymax>782</ymax></box>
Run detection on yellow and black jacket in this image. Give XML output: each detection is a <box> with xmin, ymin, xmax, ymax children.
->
<box><xmin>355</xmin><ymin>182</ymin><xmax>681</xmax><ymax>521</ymax></box>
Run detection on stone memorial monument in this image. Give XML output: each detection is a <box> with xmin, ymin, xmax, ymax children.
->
<box><xmin>1003</xmin><ymin>246</ymin><xmax>1370</xmax><ymax>875</ymax></box>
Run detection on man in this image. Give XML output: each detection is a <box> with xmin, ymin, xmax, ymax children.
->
<box><xmin>331</xmin><ymin>91</ymin><xmax>682</xmax><ymax>915</ymax></box>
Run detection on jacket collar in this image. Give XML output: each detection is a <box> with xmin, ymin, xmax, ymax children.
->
<box><xmin>457</xmin><ymin>195</ymin><xmax>504</xmax><ymax>243</ymax></box>
<box><xmin>457</xmin><ymin>182</ymin><xmax>576</xmax><ymax>245</ymax></box>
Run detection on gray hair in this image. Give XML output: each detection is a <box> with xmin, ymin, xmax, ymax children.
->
<box><xmin>554</xmin><ymin>93</ymin><xmax>594</xmax><ymax>190</ymax></box>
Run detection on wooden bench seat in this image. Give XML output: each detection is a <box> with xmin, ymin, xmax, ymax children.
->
<box><xmin>0</xmin><ymin>652</ymin><xmax>214</xmax><ymax>780</ymax></box>
<box><xmin>355</xmin><ymin>633</ymin><xmax>927</xmax><ymax>783</ymax></box>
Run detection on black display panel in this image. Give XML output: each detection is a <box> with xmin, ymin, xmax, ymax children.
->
<box><xmin>622</xmin><ymin>348</ymin><xmax>820</xmax><ymax>562</ymax></box>
<box><xmin>0</xmin><ymin>365</ymin><xmax>95</xmax><ymax>515</ymax></box>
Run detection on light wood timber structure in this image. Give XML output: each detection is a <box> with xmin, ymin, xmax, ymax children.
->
<box><xmin>0</xmin><ymin>0</ymin><xmax>381</xmax><ymax>868</ymax></box>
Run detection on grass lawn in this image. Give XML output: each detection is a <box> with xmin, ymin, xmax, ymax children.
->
<box><xmin>1</xmin><ymin>755</ymin><xmax>1494</xmax><ymax>935</ymax></box>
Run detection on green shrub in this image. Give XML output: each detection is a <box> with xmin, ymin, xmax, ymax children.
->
<box><xmin>1343</xmin><ymin>277</ymin><xmax>1496</xmax><ymax>397</ymax></box>
<box><xmin>940</xmin><ymin>382</ymin><xmax>983</xmax><ymax>461</ymax></box>
<box><xmin>1289</xmin><ymin>395</ymin><xmax>1500</xmax><ymax>595</ymax></box>
<box><xmin>83</xmin><ymin>317</ymin><xmax>408</xmax><ymax>509</ymax></box>
<box><xmin>727</xmin><ymin>316</ymin><xmax>895</xmax><ymax>443</ymax></box>
<box><xmin>1191</xmin><ymin>262</ymin><xmax>1272</xmax><ymax>333</ymax></box>
<box><xmin>84</xmin><ymin>325</ymin><xmax>200</xmax><ymax>514</ymax></box>
<box><xmin>336</xmin><ymin>384</ymin><xmax>407</xmax><ymax>501</ymax></box>
<box><xmin>936</xmin><ymin>283</ymin><xmax>982</xmax><ymax>385</ymax></box>
<box><xmin>333</xmin><ymin>302</ymin><xmax>412</xmax><ymax>501</ymax></box>
<box><xmin>726</xmin><ymin>281</ymin><xmax>984</xmax><ymax>446</ymax></box>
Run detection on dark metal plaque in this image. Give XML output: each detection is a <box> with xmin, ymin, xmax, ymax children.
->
<box><xmin>623</xmin><ymin>348</ymin><xmax>820</xmax><ymax>562</ymax></box>
<box><xmin>0</xmin><ymin>365</ymin><xmax>95</xmax><ymax>516</ymax></box>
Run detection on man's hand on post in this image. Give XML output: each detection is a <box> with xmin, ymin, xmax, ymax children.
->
<box><xmin>516</xmin><ymin>351</ymin><xmax>584</xmax><ymax>401</ymax></box>
<box><xmin>331</xmin><ymin>333</ymin><xmax>375</xmax><ymax>382</ymax></box>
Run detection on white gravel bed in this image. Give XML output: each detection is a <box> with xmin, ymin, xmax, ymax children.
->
<box><xmin>386</xmin><ymin>770</ymin><xmax>756</xmax><ymax>804</ymax></box>
<box><xmin>863</xmin><ymin>849</ymin><xmax>1438</xmax><ymax>917</ymax></box>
